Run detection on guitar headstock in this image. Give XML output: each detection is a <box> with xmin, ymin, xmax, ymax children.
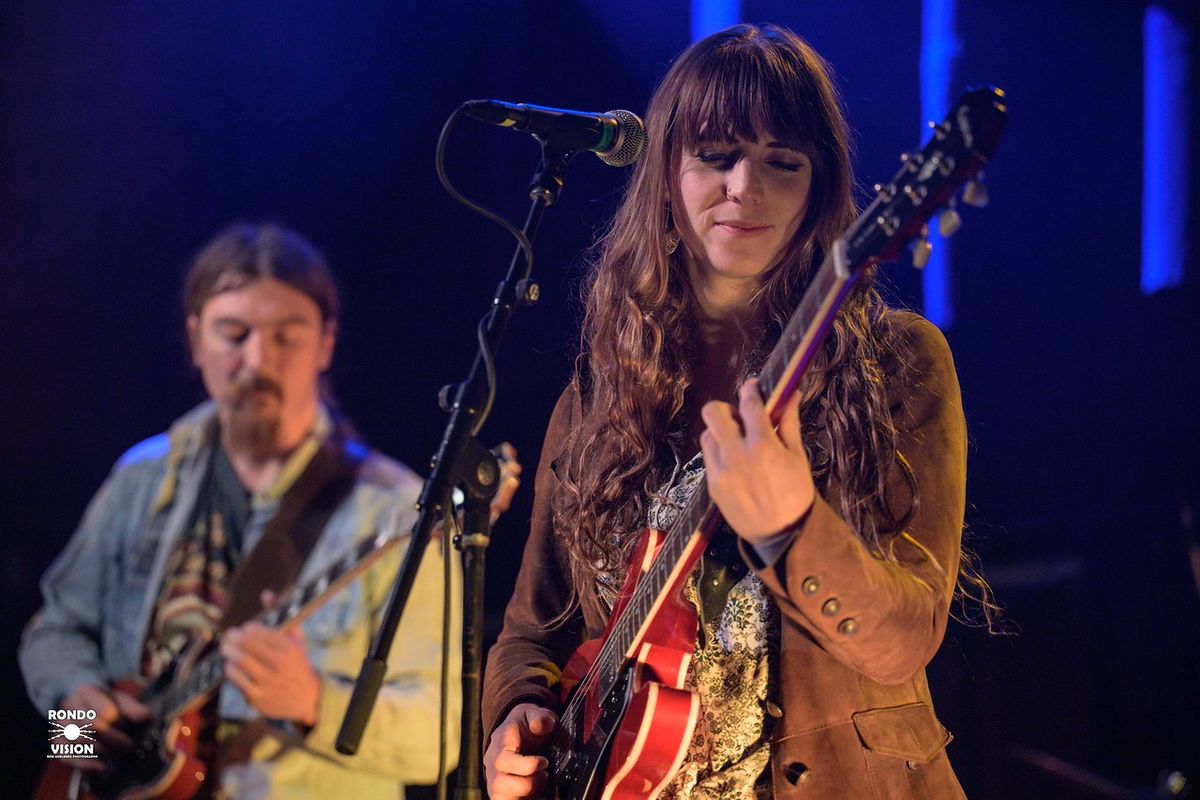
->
<box><xmin>845</xmin><ymin>85</ymin><xmax>1008</xmax><ymax>269</ymax></box>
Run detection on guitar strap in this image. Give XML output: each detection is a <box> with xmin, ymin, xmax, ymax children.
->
<box><xmin>220</xmin><ymin>426</ymin><xmax>366</xmax><ymax>631</ymax></box>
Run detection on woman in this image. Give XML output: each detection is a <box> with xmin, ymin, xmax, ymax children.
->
<box><xmin>484</xmin><ymin>23</ymin><xmax>977</xmax><ymax>800</ymax></box>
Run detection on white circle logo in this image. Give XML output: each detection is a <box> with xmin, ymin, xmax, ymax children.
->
<box><xmin>63</xmin><ymin>724</ymin><xmax>81</xmax><ymax>741</ymax></box>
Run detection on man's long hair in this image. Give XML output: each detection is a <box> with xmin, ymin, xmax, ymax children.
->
<box><xmin>552</xmin><ymin>24</ymin><xmax>927</xmax><ymax>622</ymax></box>
<box><xmin>184</xmin><ymin>222</ymin><xmax>339</xmax><ymax>323</ymax></box>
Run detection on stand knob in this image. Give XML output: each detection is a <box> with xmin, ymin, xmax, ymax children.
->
<box><xmin>515</xmin><ymin>279</ymin><xmax>540</xmax><ymax>306</ymax></box>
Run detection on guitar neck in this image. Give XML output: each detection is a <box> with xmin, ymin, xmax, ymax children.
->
<box><xmin>144</xmin><ymin>531</ymin><xmax>404</xmax><ymax>721</ymax></box>
<box><xmin>757</xmin><ymin>241</ymin><xmax>858</xmax><ymax>412</ymax></box>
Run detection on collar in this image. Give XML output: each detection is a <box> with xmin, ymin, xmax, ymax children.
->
<box><xmin>150</xmin><ymin>401</ymin><xmax>334</xmax><ymax>514</ymax></box>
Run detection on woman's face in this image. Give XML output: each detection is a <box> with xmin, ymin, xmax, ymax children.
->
<box><xmin>675</xmin><ymin>134</ymin><xmax>813</xmax><ymax>289</ymax></box>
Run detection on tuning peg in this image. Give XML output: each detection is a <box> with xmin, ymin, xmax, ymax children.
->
<box><xmin>962</xmin><ymin>177</ymin><xmax>989</xmax><ymax>207</ymax></box>
<box><xmin>938</xmin><ymin>208</ymin><xmax>962</xmax><ymax>237</ymax></box>
<box><xmin>912</xmin><ymin>225</ymin><xmax>932</xmax><ymax>269</ymax></box>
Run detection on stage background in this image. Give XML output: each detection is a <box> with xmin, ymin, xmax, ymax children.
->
<box><xmin>2</xmin><ymin>1</ymin><xmax>1197</xmax><ymax>797</ymax></box>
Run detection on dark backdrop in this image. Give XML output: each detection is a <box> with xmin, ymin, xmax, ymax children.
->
<box><xmin>3</xmin><ymin>2</ymin><xmax>1198</xmax><ymax>798</ymax></box>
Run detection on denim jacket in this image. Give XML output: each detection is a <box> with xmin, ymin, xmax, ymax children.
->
<box><xmin>20</xmin><ymin>402</ymin><xmax>461</xmax><ymax>798</ymax></box>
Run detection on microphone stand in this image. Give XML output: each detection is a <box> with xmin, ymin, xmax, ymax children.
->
<box><xmin>336</xmin><ymin>144</ymin><xmax>577</xmax><ymax>800</ymax></box>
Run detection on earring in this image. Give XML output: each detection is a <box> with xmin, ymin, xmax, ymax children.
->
<box><xmin>665</xmin><ymin>231</ymin><xmax>680</xmax><ymax>255</ymax></box>
<box><xmin>664</xmin><ymin>204</ymin><xmax>680</xmax><ymax>255</ymax></box>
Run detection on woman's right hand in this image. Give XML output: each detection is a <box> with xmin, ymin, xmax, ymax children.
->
<box><xmin>484</xmin><ymin>702</ymin><xmax>558</xmax><ymax>799</ymax></box>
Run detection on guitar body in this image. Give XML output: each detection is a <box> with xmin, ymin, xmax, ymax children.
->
<box><xmin>35</xmin><ymin>678</ymin><xmax>212</xmax><ymax>800</ymax></box>
<box><xmin>554</xmin><ymin>528</ymin><xmax>702</xmax><ymax>800</ymax></box>
<box><xmin>91</xmin><ymin>706</ymin><xmax>208</xmax><ymax>800</ymax></box>
<box><xmin>33</xmin><ymin>710</ymin><xmax>207</xmax><ymax>800</ymax></box>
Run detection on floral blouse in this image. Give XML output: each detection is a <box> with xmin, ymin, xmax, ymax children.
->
<box><xmin>645</xmin><ymin>452</ymin><xmax>781</xmax><ymax>799</ymax></box>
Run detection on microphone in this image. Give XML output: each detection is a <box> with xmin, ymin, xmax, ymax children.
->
<box><xmin>462</xmin><ymin>100</ymin><xmax>646</xmax><ymax>167</ymax></box>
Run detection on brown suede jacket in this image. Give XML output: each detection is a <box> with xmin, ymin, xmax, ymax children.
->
<box><xmin>483</xmin><ymin>313</ymin><xmax>968</xmax><ymax>799</ymax></box>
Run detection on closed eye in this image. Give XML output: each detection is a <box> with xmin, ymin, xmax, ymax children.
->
<box><xmin>697</xmin><ymin>150</ymin><xmax>736</xmax><ymax>167</ymax></box>
<box><xmin>213</xmin><ymin>322</ymin><xmax>249</xmax><ymax>344</ymax></box>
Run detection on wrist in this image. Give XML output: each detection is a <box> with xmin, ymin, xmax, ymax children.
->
<box><xmin>748</xmin><ymin>503</ymin><xmax>813</xmax><ymax>567</ymax></box>
<box><xmin>300</xmin><ymin>671</ymin><xmax>322</xmax><ymax>728</ymax></box>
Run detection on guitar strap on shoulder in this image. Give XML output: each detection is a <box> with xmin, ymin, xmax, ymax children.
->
<box><xmin>221</xmin><ymin>427</ymin><xmax>367</xmax><ymax>631</ymax></box>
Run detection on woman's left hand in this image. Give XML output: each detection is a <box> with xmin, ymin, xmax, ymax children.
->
<box><xmin>700</xmin><ymin>378</ymin><xmax>816</xmax><ymax>548</ymax></box>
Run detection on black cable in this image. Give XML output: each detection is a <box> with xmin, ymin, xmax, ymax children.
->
<box><xmin>434</xmin><ymin>106</ymin><xmax>534</xmax><ymax>276</ymax></box>
<box><xmin>434</xmin><ymin>105</ymin><xmax>534</xmax><ymax>436</ymax></box>
<box><xmin>474</xmin><ymin>310</ymin><xmax>498</xmax><ymax>436</ymax></box>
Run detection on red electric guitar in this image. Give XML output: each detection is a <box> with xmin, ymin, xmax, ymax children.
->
<box><xmin>546</xmin><ymin>86</ymin><xmax>1008</xmax><ymax>799</ymax></box>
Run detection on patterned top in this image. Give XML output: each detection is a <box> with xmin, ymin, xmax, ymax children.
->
<box><xmin>142</xmin><ymin>444</ymin><xmax>249</xmax><ymax>679</ymax></box>
<box><xmin>647</xmin><ymin>452</ymin><xmax>780</xmax><ymax>800</ymax></box>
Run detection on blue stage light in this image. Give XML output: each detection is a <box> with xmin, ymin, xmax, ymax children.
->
<box><xmin>691</xmin><ymin>0</ymin><xmax>740</xmax><ymax>42</ymax></box>
<box><xmin>1142</xmin><ymin>4</ymin><xmax>1189</xmax><ymax>295</ymax></box>
<box><xmin>920</xmin><ymin>0</ymin><xmax>961</xmax><ymax>328</ymax></box>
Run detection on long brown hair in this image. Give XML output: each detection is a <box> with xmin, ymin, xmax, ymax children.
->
<box><xmin>555</xmin><ymin>25</ymin><xmax>925</xmax><ymax>620</ymax></box>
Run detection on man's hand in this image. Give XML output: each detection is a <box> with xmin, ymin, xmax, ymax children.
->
<box><xmin>484</xmin><ymin>703</ymin><xmax>558</xmax><ymax>799</ymax></box>
<box><xmin>489</xmin><ymin>442</ymin><xmax>523</xmax><ymax>524</ymax></box>
<box><xmin>220</xmin><ymin>621</ymin><xmax>320</xmax><ymax>727</ymax></box>
<box><xmin>700</xmin><ymin>378</ymin><xmax>815</xmax><ymax>547</ymax></box>
<box><xmin>59</xmin><ymin>683</ymin><xmax>149</xmax><ymax>772</ymax></box>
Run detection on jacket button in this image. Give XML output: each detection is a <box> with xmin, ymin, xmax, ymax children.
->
<box><xmin>821</xmin><ymin>598</ymin><xmax>841</xmax><ymax>616</ymax></box>
<box><xmin>801</xmin><ymin>576</ymin><xmax>820</xmax><ymax>595</ymax></box>
<box><xmin>783</xmin><ymin>762</ymin><xmax>812</xmax><ymax>786</ymax></box>
<box><xmin>838</xmin><ymin>618</ymin><xmax>859</xmax><ymax>636</ymax></box>
<box><xmin>764</xmin><ymin>701</ymin><xmax>784</xmax><ymax>718</ymax></box>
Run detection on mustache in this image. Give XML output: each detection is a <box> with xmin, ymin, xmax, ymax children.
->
<box><xmin>230</xmin><ymin>373</ymin><xmax>283</xmax><ymax>401</ymax></box>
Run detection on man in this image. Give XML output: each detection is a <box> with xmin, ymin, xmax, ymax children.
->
<box><xmin>21</xmin><ymin>223</ymin><xmax>502</xmax><ymax>798</ymax></box>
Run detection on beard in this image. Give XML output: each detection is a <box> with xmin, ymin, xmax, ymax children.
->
<box><xmin>223</xmin><ymin>374</ymin><xmax>284</xmax><ymax>457</ymax></box>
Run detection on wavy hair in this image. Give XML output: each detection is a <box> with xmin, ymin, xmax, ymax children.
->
<box><xmin>554</xmin><ymin>24</ymin><xmax>987</xmax><ymax>625</ymax></box>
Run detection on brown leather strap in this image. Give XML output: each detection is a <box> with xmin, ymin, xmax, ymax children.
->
<box><xmin>221</xmin><ymin>431</ymin><xmax>365</xmax><ymax>631</ymax></box>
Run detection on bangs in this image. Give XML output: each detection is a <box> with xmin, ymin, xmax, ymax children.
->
<box><xmin>673</xmin><ymin>35</ymin><xmax>824</xmax><ymax>155</ymax></box>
